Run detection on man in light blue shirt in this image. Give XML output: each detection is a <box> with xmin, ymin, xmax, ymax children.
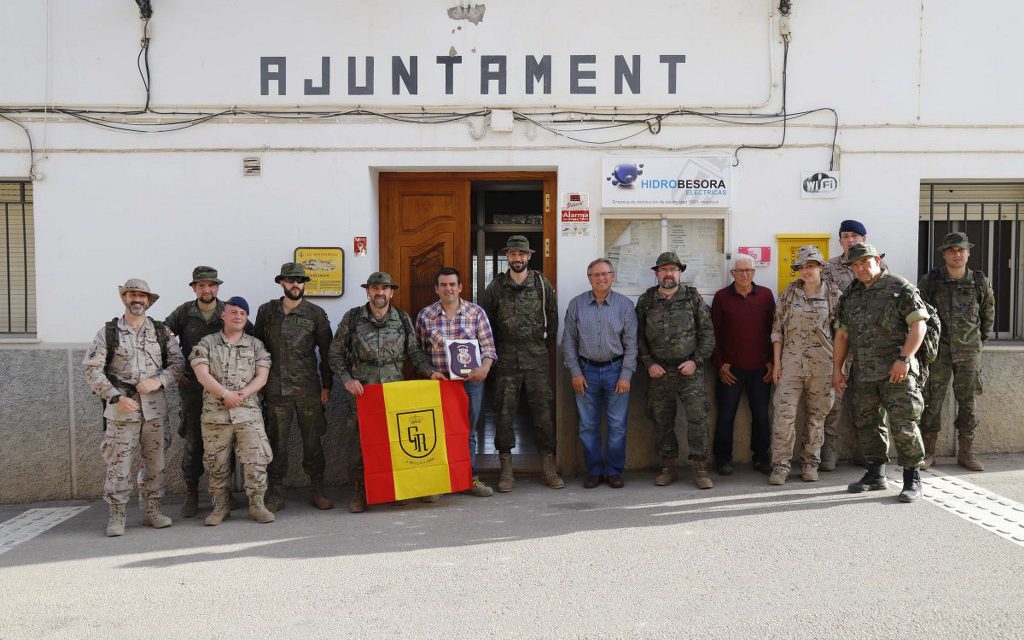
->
<box><xmin>562</xmin><ymin>258</ymin><xmax>638</xmax><ymax>488</ymax></box>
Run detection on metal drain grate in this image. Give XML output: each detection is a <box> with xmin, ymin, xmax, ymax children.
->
<box><xmin>901</xmin><ymin>468</ymin><xmax>1024</xmax><ymax>547</ymax></box>
<box><xmin>0</xmin><ymin>506</ymin><xmax>89</xmax><ymax>556</ymax></box>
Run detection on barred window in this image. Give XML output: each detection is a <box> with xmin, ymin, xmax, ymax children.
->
<box><xmin>919</xmin><ymin>182</ymin><xmax>1022</xmax><ymax>341</ymax></box>
<box><xmin>0</xmin><ymin>181</ymin><xmax>35</xmax><ymax>336</ymax></box>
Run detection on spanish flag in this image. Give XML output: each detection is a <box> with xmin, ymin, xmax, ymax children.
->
<box><xmin>356</xmin><ymin>379</ymin><xmax>473</xmax><ymax>505</ymax></box>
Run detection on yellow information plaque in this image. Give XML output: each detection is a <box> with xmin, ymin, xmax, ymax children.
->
<box><xmin>294</xmin><ymin>247</ymin><xmax>344</xmax><ymax>297</ymax></box>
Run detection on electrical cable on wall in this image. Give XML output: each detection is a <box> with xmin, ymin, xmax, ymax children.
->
<box><xmin>0</xmin><ymin>0</ymin><xmax>840</xmax><ymax>173</ymax></box>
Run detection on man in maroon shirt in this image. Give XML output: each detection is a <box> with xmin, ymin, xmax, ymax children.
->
<box><xmin>711</xmin><ymin>254</ymin><xmax>776</xmax><ymax>475</ymax></box>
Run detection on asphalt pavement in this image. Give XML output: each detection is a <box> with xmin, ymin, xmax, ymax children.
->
<box><xmin>1</xmin><ymin>455</ymin><xmax>1023</xmax><ymax>640</ymax></box>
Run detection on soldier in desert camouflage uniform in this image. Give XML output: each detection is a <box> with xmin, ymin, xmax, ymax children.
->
<box><xmin>329</xmin><ymin>272</ymin><xmax>439</xmax><ymax>513</ymax></box>
<box><xmin>479</xmin><ymin>235</ymin><xmax>563</xmax><ymax>493</ymax></box>
<box><xmin>833</xmin><ymin>243</ymin><xmax>930</xmax><ymax>503</ymax></box>
<box><xmin>918</xmin><ymin>231</ymin><xmax>995</xmax><ymax>472</ymax></box>
<box><xmin>190</xmin><ymin>296</ymin><xmax>275</xmax><ymax>525</ymax></box>
<box><xmin>769</xmin><ymin>246</ymin><xmax>841</xmax><ymax>485</ymax></box>
<box><xmin>83</xmin><ymin>279</ymin><xmax>185</xmax><ymax>537</ymax></box>
<box><xmin>636</xmin><ymin>252</ymin><xmax>716</xmax><ymax>490</ymax></box>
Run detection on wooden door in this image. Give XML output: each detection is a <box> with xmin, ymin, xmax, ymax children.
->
<box><xmin>379</xmin><ymin>175</ymin><xmax>471</xmax><ymax>319</ymax></box>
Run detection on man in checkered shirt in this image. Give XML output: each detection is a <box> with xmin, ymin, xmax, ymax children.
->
<box><xmin>415</xmin><ymin>266</ymin><xmax>498</xmax><ymax>497</ymax></box>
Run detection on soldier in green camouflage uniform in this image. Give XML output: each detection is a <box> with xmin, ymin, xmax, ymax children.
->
<box><xmin>189</xmin><ymin>296</ymin><xmax>275</xmax><ymax>526</ymax></box>
<box><xmin>636</xmin><ymin>252</ymin><xmax>716</xmax><ymax>490</ymax></box>
<box><xmin>329</xmin><ymin>272</ymin><xmax>438</xmax><ymax>512</ymax></box>
<box><xmin>83</xmin><ymin>279</ymin><xmax>185</xmax><ymax>537</ymax></box>
<box><xmin>164</xmin><ymin>266</ymin><xmax>254</xmax><ymax>517</ymax></box>
<box><xmin>918</xmin><ymin>231</ymin><xmax>995</xmax><ymax>472</ymax></box>
<box><xmin>833</xmin><ymin>243</ymin><xmax>929</xmax><ymax>502</ymax></box>
<box><xmin>254</xmin><ymin>262</ymin><xmax>335</xmax><ymax>512</ymax></box>
<box><xmin>479</xmin><ymin>235</ymin><xmax>564</xmax><ymax>492</ymax></box>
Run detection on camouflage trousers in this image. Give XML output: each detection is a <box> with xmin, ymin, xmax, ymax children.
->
<box><xmin>646</xmin><ymin>367</ymin><xmax>709</xmax><ymax>460</ymax></box>
<box><xmin>100</xmin><ymin>418</ymin><xmax>166</xmax><ymax>505</ymax></box>
<box><xmin>492</xmin><ymin>368</ymin><xmax>556</xmax><ymax>455</ymax></box>
<box><xmin>201</xmin><ymin>420</ymin><xmax>273</xmax><ymax>496</ymax></box>
<box><xmin>265</xmin><ymin>394</ymin><xmax>327</xmax><ymax>482</ymax></box>
<box><xmin>851</xmin><ymin>375</ymin><xmax>925</xmax><ymax>468</ymax></box>
<box><xmin>921</xmin><ymin>353</ymin><xmax>982</xmax><ymax>441</ymax></box>
<box><xmin>177</xmin><ymin>383</ymin><xmax>206</xmax><ymax>481</ymax></box>
<box><xmin>770</xmin><ymin>373</ymin><xmax>834</xmax><ymax>469</ymax></box>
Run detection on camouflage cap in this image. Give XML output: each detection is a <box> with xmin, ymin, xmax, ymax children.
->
<box><xmin>189</xmin><ymin>265</ymin><xmax>223</xmax><ymax>286</ymax></box>
<box><xmin>502</xmin><ymin>235</ymin><xmax>535</xmax><ymax>254</ymax></box>
<box><xmin>791</xmin><ymin>245</ymin><xmax>827</xmax><ymax>271</ymax></box>
<box><xmin>842</xmin><ymin>242</ymin><xmax>886</xmax><ymax>266</ymax></box>
<box><xmin>651</xmin><ymin>251</ymin><xmax>686</xmax><ymax>272</ymax></box>
<box><xmin>117</xmin><ymin>278</ymin><xmax>159</xmax><ymax>303</ymax></box>
<box><xmin>274</xmin><ymin>262</ymin><xmax>310</xmax><ymax>283</ymax></box>
<box><xmin>937</xmin><ymin>231</ymin><xmax>974</xmax><ymax>252</ymax></box>
<box><xmin>361</xmin><ymin>271</ymin><xmax>400</xmax><ymax>289</ymax></box>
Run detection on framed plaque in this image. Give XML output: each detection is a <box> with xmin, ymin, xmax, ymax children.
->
<box><xmin>444</xmin><ymin>339</ymin><xmax>481</xmax><ymax>379</ymax></box>
<box><xmin>294</xmin><ymin>247</ymin><xmax>344</xmax><ymax>297</ymax></box>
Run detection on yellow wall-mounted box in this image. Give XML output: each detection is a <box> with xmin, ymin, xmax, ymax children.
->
<box><xmin>775</xmin><ymin>234</ymin><xmax>832</xmax><ymax>293</ymax></box>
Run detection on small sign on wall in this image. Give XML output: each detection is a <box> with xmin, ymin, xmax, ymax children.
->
<box><xmin>560</xmin><ymin>192</ymin><xmax>591</xmax><ymax>237</ymax></box>
<box><xmin>801</xmin><ymin>171</ymin><xmax>840</xmax><ymax>199</ymax></box>
<box><xmin>353</xmin><ymin>236</ymin><xmax>368</xmax><ymax>257</ymax></box>
<box><xmin>294</xmin><ymin>246</ymin><xmax>344</xmax><ymax>297</ymax></box>
<box><xmin>737</xmin><ymin>246</ymin><xmax>772</xmax><ymax>267</ymax></box>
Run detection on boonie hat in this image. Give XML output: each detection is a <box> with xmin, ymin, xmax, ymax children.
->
<box><xmin>651</xmin><ymin>251</ymin><xmax>686</xmax><ymax>273</ymax></box>
<box><xmin>361</xmin><ymin>271</ymin><xmax>400</xmax><ymax>289</ymax></box>
<box><xmin>190</xmin><ymin>266</ymin><xmax>223</xmax><ymax>286</ymax></box>
<box><xmin>842</xmin><ymin>243</ymin><xmax>886</xmax><ymax>266</ymax></box>
<box><xmin>937</xmin><ymin>231</ymin><xmax>974</xmax><ymax>252</ymax></box>
<box><xmin>118</xmin><ymin>278</ymin><xmax>159</xmax><ymax>304</ymax></box>
<box><xmin>791</xmin><ymin>245</ymin><xmax>827</xmax><ymax>270</ymax></box>
<box><xmin>275</xmin><ymin>262</ymin><xmax>310</xmax><ymax>283</ymax></box>
<box><xmin>502</xmin><ymin>235</ymin><xmax>535</xmax><ymax>254</ymax></box>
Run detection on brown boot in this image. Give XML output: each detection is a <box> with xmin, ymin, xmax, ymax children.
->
<box><xmin>349</xmin><ymin>480</ymin><xmax>367</xmax><ymax>513</ymax></box>
<box><xmin>497</xmin><ymin>452</ymin><xmax>515</xmax><ymax>493</ymax></box>
<box><xmin>921</xmin><ymin>432</ymin><xmax>938</xmax><ymax>470</ymax></box>
<box><xmin>692</xmin><ymin>458</ymin><xmax>713</xmax><ymax>490</ymax></box>
<box><xmin>309</xmin><ymin>477</ymin><xmax>334</xmax><ymax>510</ymax></box>
<box><xmin>248</xmin><ymin>493</ymin><xmax>276</xmax><ymax>523</ymax></box>
<box><xmin>204</xmin><ymin>491</ymin><xmax>231</xmax><ymax>526</ymax></box>
<box><xmin>541</xmin><ymin>453</ymin><xmax>565</xmax><ymax>489</ymax></box>
<box><xmin>181</xmin><ymin>478</ymin><xmax>199</xmax><ymax>518</ymax></box>
<box><xmin>142</xmin><ymin>499</ymin><xmax>173</xmax><ymax>529</ymax></box>
<box><xmin>819</xmin><ymin>434</ymin><xmax>838</xmax><ymax>472</ymax></box>
<box><xmin>655</xmin><ymin>457</ymin><xmax>678</xmax><ymax>486</ymax></box>
<box><xmin>264</xmin><ymin>480</ymin><xmax>286</xmax><ymax>513</ymax></box>
<box><xmin>957</xmin><ymin>436</ymin><xmax>984</xmax><ymax>472</ymax></box>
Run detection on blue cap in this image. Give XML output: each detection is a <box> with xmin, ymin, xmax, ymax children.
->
<box><xmin>224</xmin><ymin>296</ymin><xmax>249</xmax><ymax>315</ymax></box>
<box><xmin>839</xmin><ymin>219</ymin><xmax>867</xmax><ymax>236</ymax></box>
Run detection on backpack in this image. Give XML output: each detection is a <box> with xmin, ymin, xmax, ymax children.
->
<box><xmin>915</xmin><ymin>296</ymin><xmax>942</xmax><ymax>386</ymax></box>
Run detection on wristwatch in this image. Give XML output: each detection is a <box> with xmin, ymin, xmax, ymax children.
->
<box><xmin>895</xmin><ymin>355</ymin><xmax>910</xmax><ymax>363</ymax></box>
<box><xmin>109</xmin><ymin>394</ymin><xmax>122</xmax><ymax>405</ymax></box>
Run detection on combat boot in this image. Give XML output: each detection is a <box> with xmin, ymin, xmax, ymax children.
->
<box><xmin>847</xmin><ymin>464</ymin><xmax>888</xmax><ymax>493</ymax></box>
<box><xmin>309</xmin><ymin>477</ymin><xmax>334</xmax><ymax>510</ymax></box>
<box><xmin>691</xmin><ymin>458</ymin><xmax>713</xmax><ymax>489</ymax></box>
<box><xmin>497</xmin><ymin>452</ymin><xmax>515</xmax><ymax>493</ymax></box>
<box><xmin>898</xmin><ymin>467</ymin><xmax>922</xmax><ymax>503</ymax></box>
<box><xmin>204</xmin><ymin>491</ymin><xmax>231</xmax><ymax>526</ymax></box>
<box><xmin>957</xmin><ymin>436</ymin><xmax>984</xmax><ymax>472</ymax></box>
<box><xmin>920</xmin><ymin>432</ymin><xmax>938</xmax><ymax>470</ymax></box>
<box><xmin>265</xmin><ymin>480</ymin><xmax>286</xmax><ymax>513</ymax></box>
<box><xmin>463</xmin><ymin>476</ymin><xmax>494</xmax><ymax>497</ymax></box>
<box><xmin>142</xmin><ymin>499</ymin><xmax>173</xmax><ymax>529</ymax></box>
<box><xmin>800</xmin><ymin>464</ymin><xmax>819</xmax><ymax>483</ymax></box>
<box><xmin>655</xmin><ymin>457</ymin><xmax>678</xmax><ymax>486</ymax></box>
<box><xmin>541</xmin><ymin>453</ymin><xmax>565</xmax><ymax>489</ymax></box>
<box><xmin>106</xmin><ymin>503</ymin><xmax>127</xmax><ymax>537</ymax></box>
<box><xmin>181</xmin><ymin>478</ymin><xmax>199</xmax><ymax>518</ymax></box>
<box><xmin>768</xmin><ymin>464</ymin><xmax>789</xmax><ymax>485</ymax></box>
<box><xmin>819</xmin><ymin>435</ymin><xmax>838</xmax><ymax>472</ymax></box>
<box><xmin>248</xmin><ymin>493</ymin><xmax>276</xmax><ymax>523</ymax></box>
<box><xmin>349</xmin><ymin>479</ymin><xmax>367</xmax><ymax>513</ymax></box>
